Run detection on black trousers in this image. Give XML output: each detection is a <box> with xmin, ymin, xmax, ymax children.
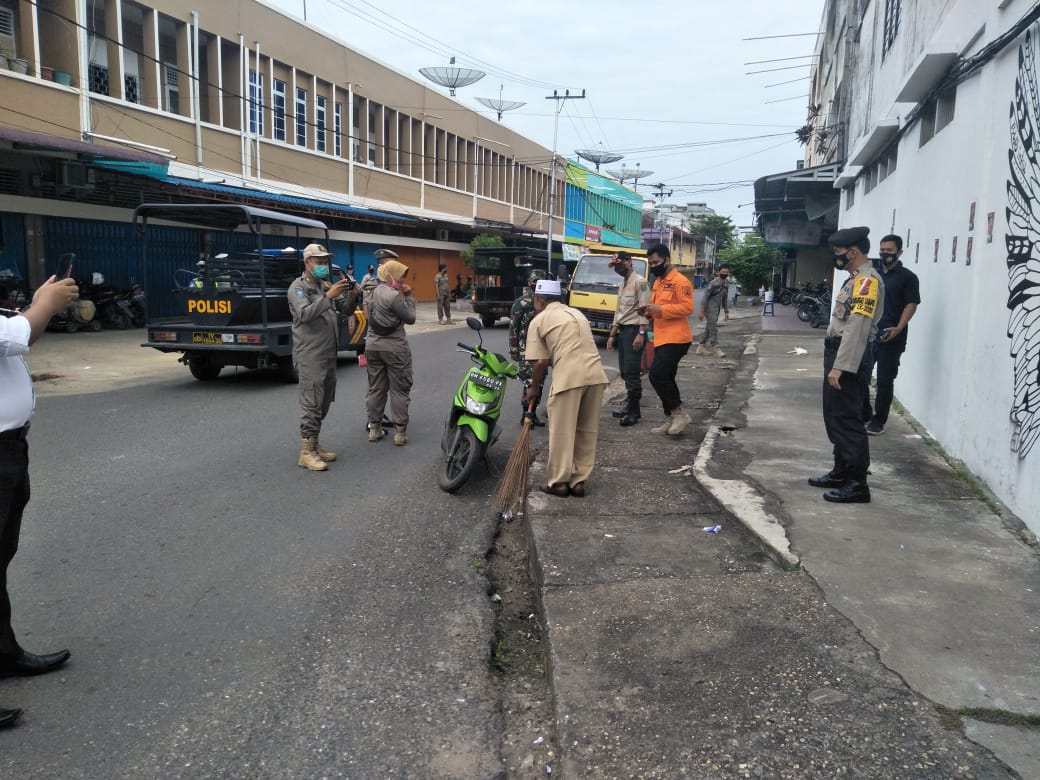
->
<box><xmin>823</xmin><ymin>345</ymin><xmax>871</xmax><ymax>482</ymax></box>
<box><xmin>861</xmin><ymin>336</ymin><xmax>907</xmax><ymax>424</ymax></box>
<box><xmin>616</xmin><ymin>324</ymin><xmax>644</xmax><ymax>403</ymax></box>
<box><xmin>649</xmin><ymin>342</ymin><xmax>690</xmax><ymax>415</ymax></box>
<box><xmin>0</xmin><ymin>430</ymin><xmax>30</xmax><ymax>661</ymax></box>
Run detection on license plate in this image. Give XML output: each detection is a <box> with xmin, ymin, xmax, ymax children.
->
<box><xmin>468</xmin><ymin>372</ymin><xmax>503</xmax><ymax>391</ymax></box>
<box><xmin>192</xmin><ymin>331</ymin><xmax>227</xmax><ymax>345</ymax></box>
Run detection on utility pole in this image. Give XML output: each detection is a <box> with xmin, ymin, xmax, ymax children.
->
<box><xmin>545</xmin><ymin>89</ymin><xmax>584</xmax><ymax>278</ymax></box>
<box><xmin>650</xmin><ymin>182</ymin><xmax>673</xmax><ymax>253</ymax></box>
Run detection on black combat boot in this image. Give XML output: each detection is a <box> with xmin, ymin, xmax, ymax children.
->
<box><xmin>620</xmin><ymin>400</ymin><xmax>640</xmax><ymax>427</ymax></box>
<box><xmin>808</xmin><ymin>469</ymin><xmax>847</xmax><ymax>488</ymax></box>
<box><xmin>612</xmin><ymin>401</ymin><xmax>630</xmax><ymax>418</ymax></box>
<box><xmin>823</xmin><ymin>480</ymin><xmax>871</xmax><ymax>503</ymax></box>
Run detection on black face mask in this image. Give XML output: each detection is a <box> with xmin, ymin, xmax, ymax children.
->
<box><xmin>880</xmin><ymin>252</ymin><xmax>898</xmax><ymax>267</ymax></box>
<box><xmin>832</xmin><ymin>252</ymin><xmax>849</xmax><ymax>270</ymax></box>
<box><xmin>613</xmin><ymin>264</ymin><xmax>628</xmax><ymax>277</ymax></box>
<box><xmin>649</xmin><ymin>263</ymin><xmax>667</xmax><ymax>278</ymax></box>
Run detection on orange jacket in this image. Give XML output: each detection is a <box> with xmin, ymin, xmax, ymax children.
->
<box><xmin>651</xmin><ymin>268</ymin><xmax>694</xmax><ymax>345</ymax></box>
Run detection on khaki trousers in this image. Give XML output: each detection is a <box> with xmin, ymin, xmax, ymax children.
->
<box><xmin>545</xmin><ymin>383</ymin><xmax>605</xmax><ymax>487</ymax></box>
<box><xmin>365</xmin><ymin>346</ymin><xmax>413</xmax><ymax>428</ymax></box>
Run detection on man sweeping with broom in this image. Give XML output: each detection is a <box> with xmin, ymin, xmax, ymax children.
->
<box><xmin>521</xmin><ymin>279</ymin><xmax>608</xmax><ymax>498</ymax></box>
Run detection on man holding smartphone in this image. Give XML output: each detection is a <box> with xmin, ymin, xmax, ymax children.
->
<box><xmin>640</xmin><ymin>244</ymin><xmax>695</xmax><ymax>435</ymax></box>
<box><xmin>288</xmin><ymin>244</ymin><xmax>358</xmax><ymax>471</ymax></box>
<box><xmin>1</xmin><ymin>274</ymin><xmax>81</xmax><ymax>729</ymax></box>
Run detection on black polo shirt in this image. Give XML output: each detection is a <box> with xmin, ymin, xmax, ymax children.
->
<box><xmin>875</xmin><ymin>261</ymin><xmax>921</xmax><ymax>331</ymax></box>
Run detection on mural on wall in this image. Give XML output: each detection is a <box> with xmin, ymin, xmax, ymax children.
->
<box><xmin>1006</xmin><ymin>25</ymin><xmax>1040</xmax><ymax>459</ymax></box>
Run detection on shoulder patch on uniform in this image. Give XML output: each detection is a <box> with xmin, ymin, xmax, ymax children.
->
<box><xmin>294</xmin><ymin>287</ymin><xmax>306</xmax><ymax>298</ymax></box>
<box><xmin>849</xmin><ymin>276</ymin><xmax>878</xmax><ymax>317</ymax></box>
<box><xmin>683</xmin><ymin>286</ymin><xmax>692</xmax><ymax>297</ymax></box>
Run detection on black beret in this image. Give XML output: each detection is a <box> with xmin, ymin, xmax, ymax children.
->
<box><xmin>828</xmin><ymin>226</ymin><xmax>870</xmax><ymax>247</ymax></box>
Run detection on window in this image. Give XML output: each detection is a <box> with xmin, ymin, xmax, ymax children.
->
<box><xmin>883</xmin><ymin>0</ymin><xmax>900</xmax><ymax>57</ymax></box>
<box><xmin>315</xmin><ymin>95</ymin><xmax>326</xmax><ymax>153</ymax></box>
<box><xmin>89</xmin><ymin>63</ymin><xmax>109</xmax><ymax>96</ymax></box>
<box><xmin>334</xmin><ymin>102</ymin><xmax>342</xmax><ymax>156</ymax></box>
<box><xmin>920</xmin><ymin>86</ymin><xmax>956</xmax><ymax>147</ymax></box>
<box><xmin>248</xmin><ymin>69</ymin><xmax>263</xmax><ymax>136</ymax></box>
<box><xmin>273</xmin><ymin>79</ymin><xmax>286</xmax><ymax>141</ymax></box>
<box><xmin>295</xmin><ymin>87</ymin><xmax>307</xmax><ymax>147</ymax></box>
<box><xmin>163</xmin><ymin>63</ymin><xmax>179</xmax><ymax>113</ymax></box>
<box><xmin>124</xmin><ymin>74</ymin><xmax>139</xmax><ymax>104</ymax></box>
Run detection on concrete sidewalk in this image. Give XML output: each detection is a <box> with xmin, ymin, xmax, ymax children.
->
<box><xmin>525</xmin><ymin>310</ymin><xmax>1039</xmax><ymax>777</ymax></box>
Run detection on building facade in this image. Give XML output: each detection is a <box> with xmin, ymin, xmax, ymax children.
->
<box><xmin>804</xmin><ymin>0</ymin><xmax>1040</xmax><ymax>530</ymax></box>
<box><xmin>0</xmin><ymin>0</ymin><xmax>639</xmax><ymax>302</ymax></box>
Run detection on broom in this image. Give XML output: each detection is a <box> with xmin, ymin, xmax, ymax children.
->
<box><xmin>493</xmin><ymin>401</ymin><xmax>536</xmax><ymax>516</ymax></box>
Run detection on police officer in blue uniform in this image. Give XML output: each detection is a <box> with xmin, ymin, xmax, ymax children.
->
<box><xmin>809</xmin><ymin>226</ymin><xmax>884</xmax><ymax>503</ymax></box>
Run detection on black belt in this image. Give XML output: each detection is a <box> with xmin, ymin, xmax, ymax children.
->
<box><xmin>618</xmin><ymin>323</ymin><xmax>642</xmax><ymax>329</ymax></box>
<box><xmin>0</xmin><ymin>423</ymin><xmax>29</xmax><ymax>441</ymax></box>
<box><xmin>824</xmin><ymin>337</ymin><xmax>841</xmax><ymax>349</ymax></box>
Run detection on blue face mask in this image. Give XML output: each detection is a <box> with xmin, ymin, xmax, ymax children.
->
<box><xmin>311</xmin><ymin>264</ymin><xmax>330</xmax><ymax>280</ymax></box>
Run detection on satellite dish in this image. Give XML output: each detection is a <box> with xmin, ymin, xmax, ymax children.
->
<box><xmin>476</xmin><ymin>84</ymin><xmax>526</xmax><ymax>121</ymax></box>
<box><xmin>605</xmin><ymin>163</ymin><xmax>653</xmax><ymax>190</ymax></box>
<box><xmin>419</xmin><ymin>56</ymin><xmax>486</xmax><ymax>96</ymax></box>
<box><xmin>575</xmin><ymin>147</ymin><xmax>624</xmax><ymax>171</ymax></box>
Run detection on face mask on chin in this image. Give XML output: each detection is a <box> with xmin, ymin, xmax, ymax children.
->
<box><xmin>311</xmin><ymin>263</ymin><xmax>330</xmax><ymax>280</ymax></box>
<box><xmin>649</xmin><ymin>263</ymin><xmax>667</xmax><ymax>278</ymax></box>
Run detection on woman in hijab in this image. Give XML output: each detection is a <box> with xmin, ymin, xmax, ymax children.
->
<box><xmin>365</xmin><ymin>260</ymin><xmax>416</xmax><ymax>445</ymax></box>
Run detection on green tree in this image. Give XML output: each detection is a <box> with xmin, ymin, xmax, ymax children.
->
<box><xmin>461</xmin><ymin>233</ymin><xmax>506</xmax><ymax>272</ymax></box>
<box><xmin>717</xmin><ymin>232</ymin><xmax>780</xmax><ymax>294</ymax></box>
<box><xmin>688</xmin><ymin>214</ymin><xmax>736</xmax><ymax>253</ymax></box>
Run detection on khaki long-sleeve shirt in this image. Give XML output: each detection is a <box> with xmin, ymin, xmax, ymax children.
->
<box><xmin>827</xmin><ymin>264</ymin><xmax>884</xmax><ymax>372</ymax></box>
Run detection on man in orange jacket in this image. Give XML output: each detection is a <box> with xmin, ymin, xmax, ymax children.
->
<box><xmin>639</xmin><ymin>243</ymin><xmax>695</xmax><ymax>435</ymax></box>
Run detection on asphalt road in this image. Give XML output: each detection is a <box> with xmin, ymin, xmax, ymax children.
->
<box><xmin>1</xmin><ymin>323</ymin><xmax>531</xmax><ymax>778</ymax></box>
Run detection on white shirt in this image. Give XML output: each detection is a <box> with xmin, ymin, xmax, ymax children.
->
<box><xmin>0</xmin><ymin>315</ymin><xmax>34</xmax><ymax>431</ymax></box>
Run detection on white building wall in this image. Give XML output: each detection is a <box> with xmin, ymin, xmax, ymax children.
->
<box><xmin>833</xmin><ymin>0</ymin><xmax>1040</xmax><ymax>530</ymax></box>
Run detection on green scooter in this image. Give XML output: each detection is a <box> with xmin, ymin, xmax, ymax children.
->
<box><xmin>438</xmin><ymin>317</ymin><xmax>519</xmax><ymax>492</ymax></box>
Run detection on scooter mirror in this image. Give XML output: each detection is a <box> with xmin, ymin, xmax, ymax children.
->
<box><xmin>466</xmin><ymin>316</ymin><xmax>482</xmax><ymax>331</ymax></box>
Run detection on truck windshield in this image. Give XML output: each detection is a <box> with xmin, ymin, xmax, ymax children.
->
<box><xmin>572</xmin><ymin>256</ymin><xmax>648</xmax><ymax>287</ymax></box>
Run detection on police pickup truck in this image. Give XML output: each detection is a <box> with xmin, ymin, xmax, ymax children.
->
<box><xmin>136</xmin><ymin>203</ymin><xmax>366</xmax><ymax>381</ymax></box>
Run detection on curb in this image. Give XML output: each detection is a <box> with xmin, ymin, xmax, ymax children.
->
<box><xmin>692</xmin><ymin>425</ymin><xmax>800</xmax><ymax>570</ymax></box>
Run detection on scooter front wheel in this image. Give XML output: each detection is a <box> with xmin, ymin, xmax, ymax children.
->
<box><xmin>438</xmin><ymin>427</ymin><xmax>481</xmax><ymax>493</ymax></box>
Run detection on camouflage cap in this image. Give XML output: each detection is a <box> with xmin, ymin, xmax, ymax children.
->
<box><xmin>527</xmin><ymin>268</ymin><xmax>547</xmax><ymax>286</ymax></box>
<box><xmin>373</xmin><ymin>248</ymin><xmax>399</xmax><ymax>260</ymax></box>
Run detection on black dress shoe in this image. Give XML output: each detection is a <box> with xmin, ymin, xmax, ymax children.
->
<box><xmin>611</xmin><ymin>407</ymin><xmax>628</xmax><ymax>419</ymax></box>
<box><xmin>539</xmin><ymin>483</ymin><xmax>570</xmax><ymax>498</ymax></box>
<box><xmin>0</xmin><ymin>708</ymin><xmax>22</xmax><ymax>728</ymax></box>
<box><xmin>619</xmin><ymin>412</ymin><xmax>639</xmax><ymax>427</ymax></box>
<box><xmin>823</xmin><ymin>480</ymin><xmax>871</xmax><ymax>503</ymax></box>
<box><xmin>808</xmin><ymin>470</ymin><xmax>847</xmax><ymax>488</ymax></box>
<box><xmin>569</xmin><ymin>482</ymin><xmax>586</xmax><ymax>497</ymax></box>
<box><xmin>0</xmin><ymin>649</ymin><xmax>71</xmax><ymax>678</ymax></box>
<box><xmin>530</xmin><ymin>415</ymin><xmax>545</xmax><ymax>427</ymax></box>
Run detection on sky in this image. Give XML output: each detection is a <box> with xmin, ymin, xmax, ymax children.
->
<box><xmin>268</xmin><ymin>0</ymin><xmax>826</xmax><ymax>228</ymax></box>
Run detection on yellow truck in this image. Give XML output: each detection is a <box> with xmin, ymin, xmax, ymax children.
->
<box><xmin>566</xmin><ymin>248</ymin><xmax>648</xmax><ymax>335</ymax></box>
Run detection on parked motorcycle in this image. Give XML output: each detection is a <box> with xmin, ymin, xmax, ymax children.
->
<box><xmin>85</xmin><ymin>273</ymin><xmax>134</xmax><ymax>329</ymax></box>
<box><xmin>797</xmin><ymin>293</ymin><xmax>831</xmax><ymax>328</ymax></box>
<box><xmin>438</xmin><ymin>316</ymin><xmax>519</xmax><ymax>493</ymax></box>
<box><xmin>122</xmin><ymin>284</ymin><xmax>146</xmax><ymax>327</ymax></box>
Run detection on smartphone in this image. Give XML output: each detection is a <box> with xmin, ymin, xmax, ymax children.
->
<box><xmin>57</xmin><ymin>253</ymin><xmax>75</xmax><ymax>279</ymax></box>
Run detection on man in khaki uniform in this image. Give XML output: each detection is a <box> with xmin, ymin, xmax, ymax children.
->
<box><xmin>434</xmin><ymin>263</ymin><xmax>452</xmax><ymax>325</ymax></box>
<box><xmin>524</xmin><ymin>279</ymin><xmax>609</xmax><ymax>498</ymax></box>
<box><xmin>605</xmin><ymin>251</ymin><xmax>651</xmax><ymax>426</ymax></box>
<box><xmin>288</xmin><ymin>244</ymin><xmax>358</xmax><ymax>471</ymax></box>
<box><xmin>808</xmin><ymin>226</ymin><xmax>884</xmax><ymax>503</ymax></box>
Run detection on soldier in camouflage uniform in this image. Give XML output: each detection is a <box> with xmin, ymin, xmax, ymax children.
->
<box><xmin>509</xmin><ymin>269</ymin><xmax>547</xmax><ymax>426</ymax></box>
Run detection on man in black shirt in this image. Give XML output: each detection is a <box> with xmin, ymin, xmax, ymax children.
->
<box><xmin>864</xmin><ymin>234</ymin><xmax>921</xmax><ymax>435</ymax></box>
